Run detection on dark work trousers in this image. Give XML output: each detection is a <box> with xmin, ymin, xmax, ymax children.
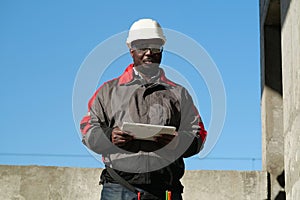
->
<box><xmin>100</xmin><ymin>182</ymin><xmax>183</xmax><ymax>200</ymax></box>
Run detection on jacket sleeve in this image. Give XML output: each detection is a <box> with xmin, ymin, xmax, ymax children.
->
<box><xmin>179</xmin><ymin>88</ymin><xmax>207</xmax><ymax>158</ymax></box>
<box><xmin>80</xmin><ymin>86</ymin><xmax>113</xmax><ymax>154</ymax></box>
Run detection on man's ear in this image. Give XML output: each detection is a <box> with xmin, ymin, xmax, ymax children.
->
<box><xmin>130</xmin><ymin>49</ymin><xmax>134</xmax><ymax>57</ymax></box>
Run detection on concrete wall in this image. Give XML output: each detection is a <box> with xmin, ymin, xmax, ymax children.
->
<box><xmin>0</xmin><ymin>165</ymin><xmax>101</xmax><ymax>200</ymax></box>
<box><xmin>281</xmin><ymin>0</ymin><xmax>300</xmax><ymax>199</ymax></box>
<box><xmin>182</xmin><ymin>170</ymin><xmax>267</xmax><ymax>200</ymax></box>
<box><xmin>0</xmin><ymin>165</ymin><xmax>267</xmax><ymax>200</ymax></box>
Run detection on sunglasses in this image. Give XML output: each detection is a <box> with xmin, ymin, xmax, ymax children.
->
<box><xmin>132</xmin><ymin>45</ymin><xmax>163</xmax><ymax>54</ymax></box>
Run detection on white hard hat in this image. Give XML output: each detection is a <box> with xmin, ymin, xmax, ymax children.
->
<box><xmin>126</xmin><ymin>18</ymin><xmax>166</xmax><ymax>48</ymax></box>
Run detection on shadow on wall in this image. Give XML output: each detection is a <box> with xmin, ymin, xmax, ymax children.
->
<box><xmin>275</xmin><ymin>170</ymin><xmax>285</xmax><ymax>200</ymax></box>
<box><xmin>280</xmin><ymin>0</ymin><xmax>291</xmax><ymax>28</ymax></box>
<box><xmin>263</xmin><ymin>0</ymin><xmax>282</xmax><ymax>97</ymax></box>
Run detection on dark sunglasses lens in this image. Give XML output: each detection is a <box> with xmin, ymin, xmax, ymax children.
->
<box><xmin>151</xmin><ymin>48</ymin><xmax>161</xmax><ymax>53</ymax></box>
<box><xmin>136</xmin><ymin>47</ymin><xmax>162</xmax><ymax>53</ymax></box>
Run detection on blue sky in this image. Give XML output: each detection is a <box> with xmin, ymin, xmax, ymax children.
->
<box><xmin>0</xmin><ymin>1</ymin><xmax>261</xmax><ymax>170</ymax></box>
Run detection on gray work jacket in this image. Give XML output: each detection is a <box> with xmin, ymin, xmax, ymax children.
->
<box><xmin>80</xmin><ymin>64</ymin><xmax>207</xmax><ymax>192</ymax></box>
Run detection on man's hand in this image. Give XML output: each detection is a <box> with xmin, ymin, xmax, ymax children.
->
<box><xmin>154</xmin><ymin>131</ymin><xmax>178</xmax><ymax>148</ymax></box>
<box><xmin>112</xmin><ymin>127</ymin><xmax>134</xmax><ymax>146</ymax></box>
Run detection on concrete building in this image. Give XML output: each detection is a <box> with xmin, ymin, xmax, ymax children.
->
<box><xmin>0</xmin><ymin>0</ymin><xmax>299</xmax><ymax>199</ymax></box>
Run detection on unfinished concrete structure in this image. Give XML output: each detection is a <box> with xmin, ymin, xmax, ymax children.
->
<box><xmin>0</xmin><ymin>0</ymin><xmax>299</xmax><ymax>199</ymax></box>
<box><xmin>260</xmin><ymin>0</ymin><xmax>300</xmax><ymax>199</ymax></box>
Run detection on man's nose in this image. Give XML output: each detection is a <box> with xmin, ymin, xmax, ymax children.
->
<box><xmin>144</xmin><ymin>48</ymin><xmax>153</xmax><ymax>55</ymax></box>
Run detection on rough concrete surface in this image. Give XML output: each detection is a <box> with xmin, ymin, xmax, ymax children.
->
<box><xmin>181</xmin><ymin>170</ymin><xmax>267</xmax><ymax>200</ymax></box>
<box><xmin>281</xmin><ymin>0</ymin><xmax>300</xmax><ymax>199</ymax></box>
<box><xmin>260</xmin><ymin>0</ymin><xmax>284</xmax><ymax>198</ymax></box>
<box><xmin>0</xmin><ymin>165</ymin><xmax>102</xmax><ymax>200</ymax></box>
<box><xmin>260</xmin><ymin>0</ymin><xmax>300</xmax><ymax>199</ymax></box>
<box><xmin>0</xmin><ymin>165</ymin><xmax>267</xmax><ymax>200</ymax></box>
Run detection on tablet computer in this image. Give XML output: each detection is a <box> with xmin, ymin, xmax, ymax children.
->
<box><xmin>121</xmin><ymin>122</ymin><xmax>176</xmax><ymax>141</ymax></box>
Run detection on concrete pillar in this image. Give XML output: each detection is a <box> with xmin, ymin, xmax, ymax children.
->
<box><xmin>260</xmin><ymin>0</ymin><xmax>285</xmax><ymax>199</ymax></box>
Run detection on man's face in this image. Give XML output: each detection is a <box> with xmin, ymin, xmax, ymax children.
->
<box><xmin>130</xmin><ymin>39</ymin><xmax>163</xmax><ymax>76</ymax></box>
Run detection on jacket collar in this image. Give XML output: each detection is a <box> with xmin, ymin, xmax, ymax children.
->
<box><xmin>118</xmin><ymin>63</ymin><xmax>176</xmax><ymax>87</ymax></box>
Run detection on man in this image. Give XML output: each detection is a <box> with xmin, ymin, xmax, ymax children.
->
<box><xmin>80</xmin><ymin>18</ymin><xmax>207</xmax><ymax>200</ymax></box>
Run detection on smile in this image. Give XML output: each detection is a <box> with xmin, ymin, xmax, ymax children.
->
<box><xmin>143</xmin><ymin>59</ymin><xmax>154</xmax><ymax>64</ymax></box>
